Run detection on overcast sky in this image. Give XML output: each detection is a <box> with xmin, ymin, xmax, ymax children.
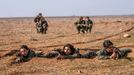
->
<box><xmin>0</xmin><ymin>0</ymin><xmax>134</xmax><ymax>17</ymax></box>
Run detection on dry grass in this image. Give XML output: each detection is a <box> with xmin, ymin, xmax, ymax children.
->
<box><xmin>0</xmin><ymin>16</ymin><xmax>134</xmax><ymax>75</ymax></box>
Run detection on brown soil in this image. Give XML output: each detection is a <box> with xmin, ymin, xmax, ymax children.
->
<box><xmin>0</xmin><ymin>16</ymin><xmax>134</xmax><ymax>75</ymax></box>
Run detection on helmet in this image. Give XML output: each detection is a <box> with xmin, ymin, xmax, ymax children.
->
<box><xmin>103</xmin><ymin>40</ymin><xmax>113</xmax><ymax>48</ymax></box>
<box><xmin>38</xmin><ymin>13</ymin><xmax>42</xmax><ymax>16</ymax></box>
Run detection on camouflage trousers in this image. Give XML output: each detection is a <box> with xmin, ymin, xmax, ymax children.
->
<box><xmin>36</xmin><ymin>22</ymin><xmax>48</xmax><ymax>34</ymax></box>
<box><xmin>86</xmin><ymin>25</ymin><xmax>93</xmax><ymax>33</ymax></box>
<box><xmin>118</xmin><ymin>48</ymin><xmax>132</xmax><ymax>59</ymax></box>
<box><xmin>76</xmin><ymin>24</ymin><xmax>93</xmax><ymax>33</ymax></box>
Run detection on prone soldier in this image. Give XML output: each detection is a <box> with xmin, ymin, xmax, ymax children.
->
<box><xmin>97</xmin><ymin>40</ymin><xmax>132</xmax><ymax>60</ymax></box>
<box><xmin>38</xmin><ymin>43</ymin><xmax>97</xmax><ymax>59</ymax></box>
<box><xmin>11</xmin><ymin>45</ymin><xmax>36</xmax><ymax>64</ymax></box>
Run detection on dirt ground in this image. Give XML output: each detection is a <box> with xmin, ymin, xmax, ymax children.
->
<box><xmin>0</xmin><ymin>16</ymin><xmax>134</xmax><ymax>75</ymax></box>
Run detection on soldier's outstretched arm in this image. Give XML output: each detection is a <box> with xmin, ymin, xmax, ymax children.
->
<box><xmin>37</xmin><ymin>51</ymin><xmax>60</xmax><ymax>58</ymax></box>
<box><xmin>64</xmin><ymin>54</ymin><xmax>81</xmax><ymax>59</ymax></box>
<box><xmin>57</xmin><ymin>53</ymin><xmax>81</xmax><ymax>60</ymax></box>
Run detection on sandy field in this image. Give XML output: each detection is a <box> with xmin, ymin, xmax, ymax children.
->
<box><xmin>0</xmin><ymin>16</ymin><xmax>134</xmax><ymax>75</ymax></box>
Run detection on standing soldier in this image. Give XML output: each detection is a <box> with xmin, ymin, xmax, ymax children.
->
<box><xmin>34</xmin><ymin>13</ymin><xmax>43</xmax><ymax>23</ymax></box>
<box><xmin>85</xmin><ymin>17</ymin><xmax>93</xmax><ymax>33</ymax></box>
<box><xmin>74</xmin><ymin>16</ymin><xmax>85</xmax><ymax>33</ymax></box>
<box><xmin>34</xmin><ymin>13</ymin><xmax>48</xmax><ymax>34</ymax></box>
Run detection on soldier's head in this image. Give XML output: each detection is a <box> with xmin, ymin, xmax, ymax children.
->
<box><xmin>38</xmin><ymin>13</ymin><xmax>42</xmax><ymax>16</ymax></box>
<box><xmin>103</xmin><ymin>40</ymin><xmax>114</xmax><ymax>52</ymax></box>
<box><xmin>63</xmin><ymin>43</ymin><xmax>75</xmax><ymax>55</ymax></box>
<box><xmin>79</xmin><ymin>16</ymin><xmax>83</xmax><ymax>21</ymax></box>
<box><xmin>86</xmin><ymin>16</ymin><xmax>90</xmax><ymax>20</ymax></box>
<box><xmin>19</xmin><ymin>45</ymin><xmax>30</xmax><ymax>56</ymax></box>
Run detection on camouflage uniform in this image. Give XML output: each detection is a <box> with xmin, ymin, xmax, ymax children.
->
<box><xmin>34</xmin><ymin>14</ymin><xmax>43</xmax><ymax>24</ymax></box>
<box><xmin>38</xmin><ymin>48</ymin><xmax>96</xmax><ymax>59</ymax></box>
<box><xmin>85</xmin><ymin>18</ymin><xmax>93</xmax><ymax>33</ymax></box>
<box><xmin>80</xmin><ymin>51</ymin><xmax>97</xmax><ymax>58</ymax></box>
<box><xmin>97</xmin><ymin>47</ymin><xmax>132</xmax><ymax>59</ymax></box>
<box><xmin>12</xmin><ymin>49</ymin><xmax>36</xmax><ymax>63</ymax></box>
<box><xmin>34</xmin><ymin>14</ymin><xmax>48</xmax><ymax>34</ymax></box>
<box><xmin>75</xmin><ymin>20</ymin><xmax>86</xmax><ymax>33</ymax></box>
<box><xmin>40</xmin><ymin>17</ymin><xmax>48</xmax><ymax>34</ymax></box>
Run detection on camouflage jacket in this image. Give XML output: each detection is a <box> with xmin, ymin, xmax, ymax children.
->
<box><xmin>79</xmin><ymin>20</ymin><xmax>85</xmax><ymax>24</ymax></box>
<box><xmin>97</xmin><ymin>48</ymin><xmax>132</xmax><ymax>59</ymax></box>
<box><xmin>74</xmin><ymin>20</ymin><xmax>85</xmax><ymax>25</ymax></box>
<box><xmin>15</xmin><ymin>50</ymin><xmax>36</xmax><ymax>63</ymax></box>
<box><xmin>34</xmin><ymin>15</ymin><xmax>45</xmax><ymax>23</ymax></box>
<box><xmin>85</xmin><ymin>19</ymin><xmax>93</xmax><ymax>25</ymax></box>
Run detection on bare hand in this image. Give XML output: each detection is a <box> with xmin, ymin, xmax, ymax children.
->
<box><xmin>57</xmin><ymin>55</ymin><xmax>64</xmax><ymax>60</ymax></box>
<box><xmin>110</xmin><ymin>52</ymin><xmax>117</xmax><ymax>59</ymax></box>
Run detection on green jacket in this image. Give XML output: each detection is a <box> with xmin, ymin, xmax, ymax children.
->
<box><xmin>86</xmin><ymin>19</ymin><xmax>93</xmax><ymax>25</ymax></box>
<box><xmin>74</xmin><ymin>20</ymin><xmax>85</xmax><ymax>25</ymax></box>
<box><xmin>78</xmin><ymin>20</ymin><xmax>85</xmax><ymax>24</ymax></box>
<box><xmin>15</xmin><ymin>50</ymin><xmax>36</xmax><ymax>62</ymax></box>
<box><xmin>97</xmin><ymin>48</ymin><xmax>132</xmax><ymax>59</ymax></box>
<box><xmin>34</xmin><ymin>15</ymin><xmax>45</xmax><ymax>23</ymax></box>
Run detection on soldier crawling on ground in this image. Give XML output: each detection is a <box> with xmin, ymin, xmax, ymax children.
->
<box><xmin>11</xmin><ymin>45</ymin><xmax>42</xmax><ymax>64</ymax></box>
<box><xmin>34</xmin><ymin>13</ymin><xmax>48</xmax><ymax>34</ymax></box>
<box><xmin>97</xmin><ymin>40</ymin><xmax>132</xmax><ymax>60</ymax></box>
<box><xmin>38</xmin><ymin>43</ymin><xmax>96</xmax><ymax>59</ymax></box>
